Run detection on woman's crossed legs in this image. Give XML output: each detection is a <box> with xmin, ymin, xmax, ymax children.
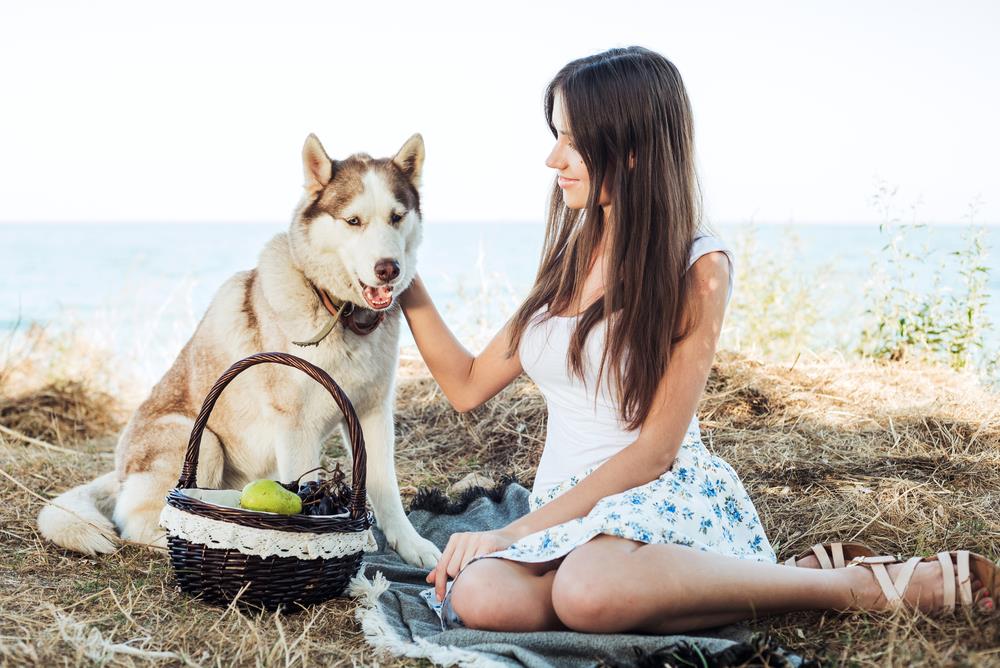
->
<box><xmin>447</xmin><ymin>534</ymin><xmax>994</xmax><ymax>634</ymax></box>
<box><xmin>445</xmin><ymin>557</ymin><xmax>569</xmax><ymax>632</ymax></box>
<box><xmin>448</xmin><ymin>536</ymin><xmax>771</xmax><ymax>633</ymax></box>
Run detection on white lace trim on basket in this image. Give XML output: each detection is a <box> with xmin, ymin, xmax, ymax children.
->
<box><xmin>159</xmin><ymin>504</ymin><xmax>379</xmax><ymax>560</ymax></box>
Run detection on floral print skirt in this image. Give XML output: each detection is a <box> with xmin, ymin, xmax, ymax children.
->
<box><xmin>498</xmin><ymin>431</ymin><xmax>776</xmax><ymax>565</ymax></box>
<box><xmin>422</xmin><ymin>431</ymin><xmax>777</xmax><ymax>629</ymax></box>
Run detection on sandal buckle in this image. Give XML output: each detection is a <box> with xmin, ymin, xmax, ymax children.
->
<box><xmin>847</xmin><ymin>554</ymin><xmax>897</xmax><ymax>567</ymax></box>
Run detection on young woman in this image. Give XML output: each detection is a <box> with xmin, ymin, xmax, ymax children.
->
<box><xmin>399</xmin><ymin>46</ymin><xmax>996</xmax><ymax>634</ymax></box>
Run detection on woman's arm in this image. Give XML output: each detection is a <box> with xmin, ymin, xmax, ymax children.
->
<box><xmin>399</xmin><ymin>272</ymin><xmax>524</xmax><ymax>413</ymax></box>
<box><xmin>503</xmin><ymin>251</ymin><xmax>732</xmax><ymax>541</ymax></box>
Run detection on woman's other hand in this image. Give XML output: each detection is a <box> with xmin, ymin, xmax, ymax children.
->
<box><xmin>426</xmin><ymin>528</ymin><xmax>521</xmax><ymax>602</ymax></box>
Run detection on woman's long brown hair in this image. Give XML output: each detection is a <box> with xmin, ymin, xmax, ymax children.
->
<box><xmin>505</xmin><ymin>46</ymin><xmax>716</xmax><ymax>432</ymax></box>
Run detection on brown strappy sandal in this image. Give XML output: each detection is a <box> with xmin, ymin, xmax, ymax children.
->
<box><xmin>845</xmin><ymin>550</ymin><xmax>999</xmax><ymax>614</ymax></box>
<box><xmin>783</xmin><ymin>541</ymin><xmax>878</xmax><ymax>569</ymax></box>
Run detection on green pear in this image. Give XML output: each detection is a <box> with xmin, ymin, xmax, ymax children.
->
<box><xmin>239</xmin><ymin>479</ymin><xmax>303</xmax><ymax>515</ymax></box>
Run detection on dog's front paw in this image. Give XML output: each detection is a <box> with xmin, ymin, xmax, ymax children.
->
<box><xmin>388</xmin><ymin>532</ymin><xmax>442</xmax><ymax>569</ymax></box>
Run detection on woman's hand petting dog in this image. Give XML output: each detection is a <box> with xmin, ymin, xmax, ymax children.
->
<box><xmin>427</xmin><ymin>528</ymin><xmax>521</xmax><ymax>601</ymax></box>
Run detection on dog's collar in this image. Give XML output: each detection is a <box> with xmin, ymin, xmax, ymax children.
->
<box><xmin>292</xmin><ymin>281</ymin><xmax>386</xmax><ymax>347</ymax></box>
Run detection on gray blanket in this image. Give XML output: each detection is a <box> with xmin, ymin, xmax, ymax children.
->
<box><xmin>347</xmin><ymin>475</ymin><xmax>809</xmax><ymax>668</ymax></box>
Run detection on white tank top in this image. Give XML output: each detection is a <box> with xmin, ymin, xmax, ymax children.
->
<box><xmin>519</xmin><ymin>234</ymin><xmax>735</xmax><ymax>498</ymax></box>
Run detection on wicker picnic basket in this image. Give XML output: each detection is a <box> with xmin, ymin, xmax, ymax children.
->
<box><xmin>158</xmin><ymin>352</ymin><xmax>378</xmax><ymax>611</ymax></box>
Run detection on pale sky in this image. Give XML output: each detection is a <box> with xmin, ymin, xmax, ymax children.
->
<box><xmin>1</xmin><ymin>0</ymin><xmax>996</xmax><ymax>225</ymax></box>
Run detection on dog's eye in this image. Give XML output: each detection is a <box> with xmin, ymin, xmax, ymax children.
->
<box><xmin>346</xmin><ymin>216</ymin><xmax>361</xmax><ymax>226</ymax></box>
<box><xmin>390</xmin><ymin>212</ymin><xmax>403</xmax><ymax>224</ymax></box>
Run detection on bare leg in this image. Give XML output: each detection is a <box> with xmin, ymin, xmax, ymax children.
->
<box><xmin>448</xmin><ymin>556</ymin><xmax>571</xmax><ymax>632</ymax></box>
<box><xmin>451</xmin><ymin>553</ymin><xmax>765</xmax><ymax>633</ymax></box>
<box><xmin>551</xmin><ymin>538</ymin><xmax>994</xmax><ymax>634</ymax></box>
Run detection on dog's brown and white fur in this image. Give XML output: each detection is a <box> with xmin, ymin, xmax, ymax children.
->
<box><xmin>36</xmin><ymin>133</ymin><xmax>442</xmax><ymax>568</ymax></box>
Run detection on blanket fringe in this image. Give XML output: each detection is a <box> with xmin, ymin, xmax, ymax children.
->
<box><xmin>348</xmin><ymin>562</ymin><xmax>509</xmax><ymax>668</ymax></box>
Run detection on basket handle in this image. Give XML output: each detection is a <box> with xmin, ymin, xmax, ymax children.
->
<box><xmin>177</xmin><ymin>352</ymin><xmax>369</xmax><ymax>521</ymax></box>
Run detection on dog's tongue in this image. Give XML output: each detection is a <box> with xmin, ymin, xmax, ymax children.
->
<box><xmin>363</xmin><ymin>284</ymin><xmax>393</xmax><ymax>307</ymax></box>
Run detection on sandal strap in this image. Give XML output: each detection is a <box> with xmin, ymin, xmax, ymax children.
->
<box><xmin>891</xmin><ymin>556</ymin><xmax>923</xmax><ymax>603</ymax></box>
<box><xmin>849</xmin><ymin>554</ymin><xmax>897</xmax><ymax>565</ymax></box>
<box><xmin>812</xmin><ymin>544</ymin><xmax>835</xmax><ymax>570</ymax></box>
<box><xmin>936</xmin><ymin>552</ymin><xmax>956</xmax><ymax>611</ymax></box>
<box><xmin>830</xmin><ymin>543</ymin><xmax>846</xmax><ymax>568</ymax></box>
<box><xmin>869</xmin><ymin>562</ymin><xmax>901</xmax><ymax>605</ymax></box>
<box><xmin>850</xmin><ymin>550</ymin><xmax>981</xmax><ymax>613</ymax></box>
<box><xmin>847</xmin><ymin>555</ymin><xmax>904</xmax><ymax>607</ymax></box>
<box><xmin>785</xmin><ymin>542</ymin><xmax>876</xmax><ymax>570</ymax></box>
<box><xmin>956</xmin><ymin>550</ymin><xmax>973</xmax><ymax>608</ymax></box>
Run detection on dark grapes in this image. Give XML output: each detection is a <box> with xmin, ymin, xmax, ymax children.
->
<box><xmin>295</xmin><ymin>463</ymin><xmax>352</xmax><ymax>515</ymax></box>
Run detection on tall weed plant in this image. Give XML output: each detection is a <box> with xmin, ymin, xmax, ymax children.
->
<box><xmin>718</xmin><ymin>223</ymin><xmax>833</xmax><ymax>359</ymax></box>
<box><xmin>858</xmin><ymin>182</ymin><xmax>996</xmax><ymax>384</ymax></box>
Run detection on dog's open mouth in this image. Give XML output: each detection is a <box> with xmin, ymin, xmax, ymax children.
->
<box><xmin>359</xmin><ymin>279</ymin><xmax>394</xmax><ymax>310</ymax></box>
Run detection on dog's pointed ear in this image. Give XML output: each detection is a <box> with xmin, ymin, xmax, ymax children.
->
<box><xmin>392</xmin><ymin>133</ymin><xmax>425</xmax><ymax>188</ymax></box>
<box><xmin>303</xmin><ymin>133</ymin><xmax>334</xmax><ymax>196</ymax></box>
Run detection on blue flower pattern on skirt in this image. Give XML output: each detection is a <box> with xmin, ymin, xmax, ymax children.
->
<box><xmin>477</xmin><ymin>429</ymin><xmax>777</xmax><ymax>566</ymax></box>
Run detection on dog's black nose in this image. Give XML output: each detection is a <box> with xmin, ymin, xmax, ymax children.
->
<box><xmin>374</xmin><ymin>258</ymin><xmax>400</xmax><ymax>282</ymax></box>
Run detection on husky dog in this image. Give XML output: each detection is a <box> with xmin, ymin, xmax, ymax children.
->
<box><xmin>37</xmin><ymin>133</ymin><xmax>442</xmax><ymax>568</ymax></box>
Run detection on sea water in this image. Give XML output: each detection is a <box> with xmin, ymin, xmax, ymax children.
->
<box><xmin>1</xmin><ymin>222</ymin><xmax>997</xmax><ymax>388</ymax></box>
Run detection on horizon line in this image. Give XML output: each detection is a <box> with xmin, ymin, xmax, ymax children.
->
<box><xmin>2</xmin><ymin>219</ymin><xmax>999</xmax><ymax>227</ymax></box>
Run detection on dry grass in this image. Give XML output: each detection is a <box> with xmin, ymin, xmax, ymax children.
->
<box><xmin>1</xmin><ymin>345</ymin><xmax>999</xmax><ymax>666</ymax></box>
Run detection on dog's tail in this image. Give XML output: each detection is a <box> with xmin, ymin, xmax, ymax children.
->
<box><xmin>37</xmin><ymin>471</ymin><xmax>121</xmax><ymax>555</ymax></box>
